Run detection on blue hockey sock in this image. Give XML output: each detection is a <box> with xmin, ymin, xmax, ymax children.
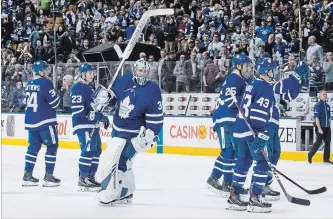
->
<box><xmin>79</xmin><ymin>151</ymin><xmax>93</xmax><ymax>177</ymax></box>
<box><xmin>221</xmin><ymin>148</ymin><xmax>234</xmax><ymax>182</ymax></box>
<box><xmin>90</xmin><ymin>152</ymin><xmax>101</xmax><ymax>177</ymax></box>
<box><xmin>232</xmin><ymin>169</ymin><xmax>247</xmax><ymax>194</ymax></box>
<box><xmin>25</xmin><ymin>151</ymin><xmax>38</xmax><ymax>172</ymax></box>
<box><xmin>211</xmin><ymin>152</ymin><xmax>224</xmax><ymax>179</ymax></box>
<box><xmin>45</xmin><ymin>145</ymin><xmax>58</xmax><ymax>174</ymax></box>
<box><xmin>252</xmin><ymin>170</ymin><xmax>268</xmax><ymax>195</ymax></box>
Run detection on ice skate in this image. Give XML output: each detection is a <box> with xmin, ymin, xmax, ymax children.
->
<box><xmin>262</xmin><ymin>180</ymin><xmax>280</xmax><ymax>201</ymax></box>
<box><xmin>221</xmin><ymin>181</ymin><xmax>231</xmax><ymax>198</ymax></box>
<box><xmin>240</xmin><ymin>187</ymin><xmax>250</xmax><ymax>201</ymax></box>
<box><xmin>117</xmin><ymin>194</ymin><xmax>133</xmax><ymax>204</ymax></box>
<box><xmin>206</xmin><ymin>175</ymin><xmax>223</xmax><ymax>194</ymax></box>
<box><xmin>88</xmin><ymin>175</ymin><xmax>101</xmax><ymax>188</ymax></box>
<box><xmin>247</xmin><ymin>192</ymin><xmax>272</xmax><ymax>213</ymax></box>
<box><xmin>78</xmin><ymin>176</ymin><xmax>100</xmax><ymax>192</ymax></box>
<box><xmin>22</xmin><ymin>172</ymin><xmax>39</xmax><ymax>187</ymax></box>
<box><xmin>226</xmin><ymin>188</ymin><xmax>248</xmax><ymax>211</ymax></box>
<box><xmin>43</xmin><ymin>173</ymin><xmax>61</xmax><ymax>187</ymax></box>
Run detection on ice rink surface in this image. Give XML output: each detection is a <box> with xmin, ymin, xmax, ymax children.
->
<box><xmin>2</xmin><ymin>146</ymin><xmax>333</xmax><ymax>218</ymax></box>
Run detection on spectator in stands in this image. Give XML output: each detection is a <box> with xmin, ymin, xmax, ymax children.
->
<box><xmin>60</xmin><ymin>74</ymin><xmax>74</xmax><ymax>114</ymax></box>
<box><xmin>309</xmin><ymin>55</ymin><xmax>325</xmax><ymax>91</ymax></box>
<box><xmin>184</xmin><ymin>52</ymin><xmax>199</xmax><ymax>92</ymax></box>
<box><xmin>174</xmin><ymin>54</ymin><xmax>189</xmax><ymax>92</ymax></box>
<box><xmin>164</xmin><ymin>16</ymin><xmax>177</xmax><ymax>53</ymax></box>
<box><xmin>148</xmin><ymin>55</ymin><xmax>159</xmax><ymax>85</ymax></box>
<box><xmin>306</xmin><ymin>36</ymin><xmax>324</xmax><ymax>65</ymax></box>
<box><xmin>324</xmin><ymin>52</ymin><xmax>333</xmax><ymax>90</ymax></box>
<box><xmin>10</xmin><ymin>81</ymin><xmax>26</xmax><ymax>112</ymax></box>
<box><xmin>203</xmin><ymin>58</ymin><xmax>219</xmax><ymax>93</ymax></box>
<box><xmin>207</xmin><ymin>33</ymin><xmax>223</xmax><ymax>58</ymax></box>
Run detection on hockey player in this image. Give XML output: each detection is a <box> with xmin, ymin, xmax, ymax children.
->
<box><xmin>227</xmin><ymin>58</ymin><xmax>309</xmax><ymax>213</ymax></box>
<box><xmin>92</xmin><ymin>58</ymin><xmax>163</xmax><ymax>204</ymax></box>
<box><xmin>262</xmin><ymin>63</ymin><xmax>308</xmax><ymax>200</ymax></box>
<box><xmin>207</xmin><ymin>52</ymin><xmax>252</xmax><ymax>196</ymax></box>
<box><xmin>23</xmin><ymin>60</ymin><xmax>61</xmax><ymax>187</ymax></box>
<box><xmin>71</xmin><ymin>63</ymin><xmax>110</xmax><ymax>191</ymax></box>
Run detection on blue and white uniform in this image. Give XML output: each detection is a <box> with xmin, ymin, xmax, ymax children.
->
<box><xmin>208</xmin><ymin>53</ymin><xmax>251</xmax><ymax>192</ymax></box>
<box><xmin>24</xmin><ymin>61</ymin><xmax>61</xmax><ymax>184</ymax></box>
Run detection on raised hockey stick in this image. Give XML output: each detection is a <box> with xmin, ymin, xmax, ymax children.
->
<box><xmin>229</xmin><ymin>92</ymin><xmax>311</xmax><ymax>206</ymax></box>
<box><xmin>85</xmin><ymin>9</ymin><xmax>175</xmax><ymax>150</ymax></box>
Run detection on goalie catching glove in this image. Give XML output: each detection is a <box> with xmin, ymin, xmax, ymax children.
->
<box><xmin>131</xmin><ymin>126</ymin><xmax>158</xmax><ymax>152</ymax></box>
<box><xmin>91</xmin><ymin>84</ymin><xmax>116</xmax><ymax>112</ymax></box>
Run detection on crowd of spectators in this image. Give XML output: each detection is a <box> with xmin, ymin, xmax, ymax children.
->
<box><xmin>1</xmin><ymin>0</ymin><xmax>333</xmax><ymax>111</ymax></box>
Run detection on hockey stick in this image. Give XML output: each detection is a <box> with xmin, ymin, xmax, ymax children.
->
<box><xmin>272</xmin><ymin>169</ymin><xmax>327</xmax><ymax>195</ymax></box>
<box><xmin>184</xmin><ymin>95</ymin><xmax>192</xmax><ymax>116</ymax></box>
<box><xmin>229</xmin><ymin>92</ymin><xmax>310</xmax><ymax>206</ymax></box>
<box><xmin>85</xmin><ymin>9</ymin><xmax>175</xmax><ymax>150</ymax></box>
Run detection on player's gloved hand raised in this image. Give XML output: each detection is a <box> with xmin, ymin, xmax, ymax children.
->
<box><xmin>87</xmin><ymin>111</ymin><xmax>103</xmax><ymax>123</ymax></box>
<box><xmin>101</xmin><ymin>115</ymin><xmax>110</xmax><ymax>130</ymax></box>
<box><xmin>290</xmin><ymin>61</ymin><xmax>309</xmax><ymax>82</ymax></box>
<box><xmin>131</xmin><ymin>126</ymin><xmax>158</xmax><ymax>152</ymax></box>
<box><xmin>252</xmin><ymin>131</ymin><xmax>269</xmax><ymax>154</ymax></box>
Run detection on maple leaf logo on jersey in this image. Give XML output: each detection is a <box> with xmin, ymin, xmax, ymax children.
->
<box><xmin>119</xmin><ymin>96</ymin><xmax>135</xmax><ymax>119</ymax></box>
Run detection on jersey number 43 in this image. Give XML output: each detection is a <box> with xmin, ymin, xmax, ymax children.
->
<box><xmin>240</xmin><ymin>94</ymin><xmax>270</xmax><ymax>117</ymax></box>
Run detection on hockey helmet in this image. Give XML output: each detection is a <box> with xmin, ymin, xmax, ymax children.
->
<box><xmin>133</xmin><ymin>58</ymin><xmax>150</xmax><ymax>86</ymax></box>
<box><xmin>256</xmin><ymin>58</ymin><xmax>278</xmax><ymax>75</ymax></box>
<box><xmin>78</xmin><ymin>63</ymin><xmax>96</xmax><ymax>78</ymax></box>
<box><xmin>32</xmin><ymin>60</ymin><xmax>51</xmax><ymax>76</ymax></box>
<box><xmin>232</xmin><ymin>52</ymin><xmax>251</xmax><ymax>68</ymax></box>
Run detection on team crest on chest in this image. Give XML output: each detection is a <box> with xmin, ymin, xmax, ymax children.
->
<box><xmin>119</xmin><ymin>96</ymin><xmax>135</xmax><ymax>119</ymax></box>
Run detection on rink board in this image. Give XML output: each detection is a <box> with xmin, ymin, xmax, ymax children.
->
<box><xmin>1</xmin><ymin>113</ymin><xmax>333</xmax><ymax>162</ymax></box>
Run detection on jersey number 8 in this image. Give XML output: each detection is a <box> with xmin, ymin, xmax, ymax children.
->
<box><xmin>26</xmin><ymin>92</ymin><xmax>38</xmax><ymax>112</ymax></box>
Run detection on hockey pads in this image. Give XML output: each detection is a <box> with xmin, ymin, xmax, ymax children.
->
<box><xmin>290</xmin><ymin>62</ymin><xmax>309</xmax><ymax>82</ymax></box>
<box><xmin>101</xmin><ymin>116</ymin><xmax>110</xmax><ymax>130</ymax></box>
<box><xmin>131</xmin><ymin>126</ymin><xmax>157</xmax><ymax>152</ymax></box>
<box><xmin>91</xmin><ymin>84</ymin><xmax>116</xmax><ymax>112</ymax></box>
<box><xmin>253</xmin><ymin>132</ymin><xmax>269</xmax><ymax>153</ymax></box>
<box><xmin>87</xmin><ymin>111</ymin><xmax>103</xmax><ymax>123</ymax></box>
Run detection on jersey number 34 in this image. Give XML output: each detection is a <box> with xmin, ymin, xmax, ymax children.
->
<box><xmin>26</xmin><ymin>92</ymin><xmax>38</xmax><ymax>112</ymax></box>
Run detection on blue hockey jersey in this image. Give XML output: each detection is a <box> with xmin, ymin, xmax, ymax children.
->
<box><xmin>270</xmin><ymin>76</ymin><xmax>302</xmax><ymax>127</ymax></box>
<box><xmin>109</xmin><ymin>73</ymin><xmax>163</xmax><ymax>138</ymax></box>
<box><xmin>213</xmin><ymin>72</ymin><xmax>247</xmax><ymax>128</ymax></box>
<box><xmin>71</xmin><ymin>82</ymin><xmax>99</xmax><ymax>135</ymax></box>
<box><xmin>24</xmin><ymin>78</ymin><xmax>61</xmax><ymax>131</ymax></box>
<box><xmin>233</xmin><ymin>78</ymin><xmax>274</xmax><ymax>141</ymax></box>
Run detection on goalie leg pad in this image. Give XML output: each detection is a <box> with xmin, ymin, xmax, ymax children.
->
<box><xmin>97</xmin><ymin>137</ymin><xmax>127</xmax><ymax>204</ymax></box>
<box><xmin>120</xmin><ymin>160</ymin><xmax>135</xmax><ymax>199</ymax></box>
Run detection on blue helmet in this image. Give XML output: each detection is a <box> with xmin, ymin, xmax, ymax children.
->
<box><xmin>232</xmin><ymin>52</ymin><xmax>251</xmax><ymax>68</ymax></box>
<box><xmin>32</xmin><ymin>60</ymin><xmax>50</xmax><ymax>75</ymax></box>
<box><xmin>78</xmin><ymin>63</ymin><xmax>96</xmax><ymax>77</ymax></box>
<box><xmin>256</xmin><ymin>58</ymin><xmax>278</xmax><ymax>75</ymax></box>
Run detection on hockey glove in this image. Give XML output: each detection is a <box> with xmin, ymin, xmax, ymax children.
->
<box><xmin>91</xmin><ymin>85</ymin><xmax>116</xmax><ymax>112</ymax></box>
<box><xmin>252</xmin><ymin>131</ymin><xmax>269</xmax><ymax>154</ymax></box>
<box><xmin>290</xmin><ymin>61</ymin><xmax>309</xmax><ymax>82</ymax></box>
<box><xmin>131</xmin><ymin>126</ymin><xmax>158</xmax><ymax>152</ymax></box>
<box><xmin>101</xmin><ymin>115</ymin><xmax>110</xmax><ymax>130</ymax></box>
<box><xmin>87</xmin><ymin>111</ymin><xmax>103</xmax><ymax>123</ymax></box>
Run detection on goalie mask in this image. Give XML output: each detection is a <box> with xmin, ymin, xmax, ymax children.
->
<box><xmin>133</xmin><ymin>58</ymin><xmax>150</xmax><ymax>86</ymax></box>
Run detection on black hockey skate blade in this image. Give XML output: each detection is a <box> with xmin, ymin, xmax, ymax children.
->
<box><xmin>307</xmin><ymin>186</ymin><xmax>327</xmax><ymax>195</ymax></box>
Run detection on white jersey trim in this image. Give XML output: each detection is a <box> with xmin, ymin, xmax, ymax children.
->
<box><xmin>233</xmin><ymin>131</ymin><xmax>252</xmax><ymax>138</ymax></box>
<box><xmin>250</xmin><ymin>116</ymin><xmax>266</xmax><ymax>123</ymax></box>
<box><xmin>251</xmin><ymin>108</ymin><xmax>268</xmax><ymax>115</ymax></box>
<box><xmin>146</xmin><ymin>113</ymin><xmax>164</xmax><ymax>117</ymax></box>
<box><xmin>49</xmin><ymin>96</ymin><xmax>60</xmax><ymax>105</ymax></box>
<box><xmin>71</xmin><ymin>105</ymin><xmax>84</xmax><ymax>116</ymax></box>
<box><xmin>25</xmin><ymin>118</ymin><xmax>57</xmax><ymax>128</ymax></box>
<box><xmin>72</xmin><ymin>124</ymin><xmax>98</xmax><ymax>133</ymax></box>
<box><xmin>269</xmin><ymin>118</ymin><xmax>279</xmax><ymax>125</ymax></box>
<box><xmin>215</xmin><ymin>117</ymin><xmax>236</xmax><ymax>124</ymax></box>
<box><xmin>146</xmin><ymin>120</ymin><xmax>163</xmax><ymax>124</ymax></box>
<box><xmin>112</xmin><ymin>124</ymin><xmax>140</xmax><ymax>134</ymax></box>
